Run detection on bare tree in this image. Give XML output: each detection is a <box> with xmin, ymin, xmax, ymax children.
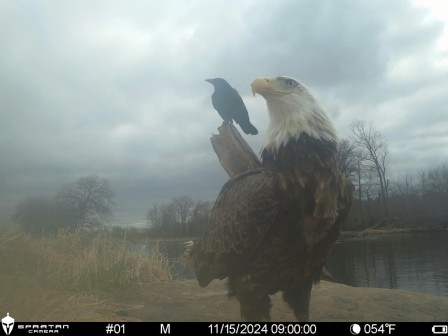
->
<box><xmin>146</xmin><ymin>199</ymin><xmax>211</xmax><ymax>237</ymax></box>
<box><xmin>427</xmin><ymin>164</ymin><xmax>448</xmax><ymax>193</ymax></box>
<box><xmin>390</xmin><ymin>174</ymin><xmax>416</xmax><ymax>198</ymax></box>
<box><xmin>351</xmin><ymin>120</ymin><xmax>389</xmax><ymax>211</ymax></box>
<box><xmin>173</xmin><ymin>196</ymin><xmax>194</xmax><ymax>236</ymax></box>
<box><xmin>417</xmin><ymin>169</ymin><xmax>429</xmax><ymax>196</ymax></box>
<box><xmin>336</xmin><ymin>138</ymin><xmax>369</xmax><ymax>222</ymax></box>
<box><xmin>386</xmin><ymin>165</ymin><xmax>448</xmax><ymax>229</ymax></box>
<box><xmin>160</xmin><ymin>202</ymin><xmax>177</xmax><ymax>235</ymax></box>
<box><xmin>336</xmin><ymin>138</ymin><xmax>358</xmax><ymax>180</ymax></box>
<box><xmin>57</xmin><ymin>175</ymin><xmax>115</xmax><ymax>229</ymax></box>
<box><xmin>146</xmin><ymin>203</ymin><xmax>162</xmax><ymax>233</ymax></box>
<box><xmin>189</xmin><ymin>201</ymin><xmax>211</xmax><ymax>235</ymax></box>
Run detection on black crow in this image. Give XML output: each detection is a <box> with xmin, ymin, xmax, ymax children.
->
<box><xmin>205</xmin><ymin>78</ymin><xmax>258</xmax><ymax>135</ymax></box>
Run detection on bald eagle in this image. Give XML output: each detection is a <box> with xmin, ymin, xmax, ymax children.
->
<box><xmin>205</xmin><ymin>78</ymin><xmax>258</xmax><ymax>135</ymax></box>
<box><xmin>189</xmin><ymin>76</ymin><xmax>354</xmax><ymax>321</ymax></box>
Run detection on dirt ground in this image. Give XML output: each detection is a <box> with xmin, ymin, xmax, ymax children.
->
<box><xmin>3</xmin><ymin>226</ymin><xmax>446</xmax><ymax>322</ymax></box>
<box><xmin>107</xmin><ymin>280</ymin><xmax>448</xmax><ymax>322</ymax></box>
<box><xmin>2</xmin><ymin>276</ymin><xmax>447</xmax><ymax>322</ymax></box>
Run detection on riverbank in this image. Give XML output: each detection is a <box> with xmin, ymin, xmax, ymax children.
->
<box><xmin>3</xmin><ymin>278</ymin><xmax>447</xmax><ymax>322</ymax></box>
<box><xmin>113</xmin><ymin>227</ymin><xmax>448</xmax><ymax>242</ymax></box>
<box><xmin>2</xmin><ymin>226</ymin><xmax>447</xmax><ymax>322</ymax></box>
<box><xmin>110</xmin><ymin>279</ymin><xmax>448</xmax><ymax>322</ymax></box>
<box><xmin>340</xmin><ymin>227</ymin><xmax>447</xmax><ymax>238</ymax></box>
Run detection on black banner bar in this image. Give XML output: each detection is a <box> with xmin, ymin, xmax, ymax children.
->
<box><xmin>6</xmin><ymin>322</ymin><xmax>447</xmax><ymax>336</ymax></box>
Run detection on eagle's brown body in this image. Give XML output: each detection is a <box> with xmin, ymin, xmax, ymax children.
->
<box><xmin>189</xmin><ymin>76</ymin><xmax>354</xmax><ymax>321</ymax></box>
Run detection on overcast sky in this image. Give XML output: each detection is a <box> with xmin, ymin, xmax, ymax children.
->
<box><xmin>1</xmin><ymin>0</ymin><xmax>447</xmax><ymax>226</ymax></box>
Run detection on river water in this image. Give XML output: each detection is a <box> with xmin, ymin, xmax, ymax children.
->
<box><xmin>148</xmin><ymin>231</ymin><xmax>448</xmax><ymax>297</ymax></box>
<box><xmin>326</xmin><ymin>232</ymin><xmax>448</xmax><ymax>296</ymax></box>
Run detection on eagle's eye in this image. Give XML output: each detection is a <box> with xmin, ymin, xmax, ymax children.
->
<box><xmin>285</xmin><ymin>79</ymin><xmax>297</xmax><ymax>88</ymax></box>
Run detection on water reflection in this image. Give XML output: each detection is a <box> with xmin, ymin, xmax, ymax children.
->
<box><xmin>326</xmin><ymin>232</ymin><xmax>448</xmax><ymax>296</ymax></box>
<box><xmin>146</xmin><ymin>232</ymin><xmax>448</xmax><ymax>297</ymax></box>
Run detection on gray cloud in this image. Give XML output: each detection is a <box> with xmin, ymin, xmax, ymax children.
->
<box><xmin>1</xmin><ymin>0</ymin><xmax>447</xmax><ymax>225</ymax></box>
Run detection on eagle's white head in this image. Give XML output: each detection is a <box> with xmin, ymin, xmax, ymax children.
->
<box><xmin>251</xmin><ymin>76</ymin><xmax>338</xmax><ymax>153</ymax></box>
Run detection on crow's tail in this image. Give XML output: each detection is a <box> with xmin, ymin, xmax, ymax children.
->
<box><xmin>240</xmin><ymin>122</ymin><xmax>258</xmax><ymax>135</ymax></box>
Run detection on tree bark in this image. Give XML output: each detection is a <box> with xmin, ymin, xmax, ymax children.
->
<box><xmin>210</xmin><ymin>123</ymin><xmax>261</xmax><ymax>178</ymax></box>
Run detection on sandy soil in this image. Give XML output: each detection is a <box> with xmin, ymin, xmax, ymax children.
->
<box><xmin>2</xmin><ymin>275</ymin><xmax>446</xmax><ymax>322</ymax></box>
<box><xmin>107</xmin><ymin>280</ymin><xmax>448</xmax><ymax>322</ymax></box>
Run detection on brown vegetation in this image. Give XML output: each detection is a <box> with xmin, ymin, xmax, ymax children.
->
<box><xmin>0</xmin><ymin>225</ymin><xmax>172</xmax><ymax>289</ymax></box>
<box><xmin>2</xmin><ymin>225</ymin><xmax>447</xmax><ymax>322</ymax></box>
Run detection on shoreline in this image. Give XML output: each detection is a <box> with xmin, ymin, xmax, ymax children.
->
<box><xmin>340</xmin><ymin>227</ymin><xmax>447</xmax><ymax>238</ymax></box>
<box><xmin>101</xmin><ymin>280</ymin><xmax>448</xmax><ymax>322</ymax></box>
<box><xmin>117</xmin><ymin>227</ymin><xmax>448</xmax><ymax>242</ymax></box>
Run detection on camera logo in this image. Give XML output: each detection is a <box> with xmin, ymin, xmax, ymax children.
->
<box><xmin>2</xmin><ymin>313</ymin><xmax>14</xmax><ymax>335</ymax></box>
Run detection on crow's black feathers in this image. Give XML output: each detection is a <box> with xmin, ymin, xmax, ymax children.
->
<box><xmin>205</xmin><ymin>78</ymin><xmax>258</xmax><ymax>135</ymax></box>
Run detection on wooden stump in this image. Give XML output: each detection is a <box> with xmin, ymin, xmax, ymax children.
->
<box><xmin>210</xmin><ymin>123</ymin><xmax>260</xmax><ymax>178</ymax></box>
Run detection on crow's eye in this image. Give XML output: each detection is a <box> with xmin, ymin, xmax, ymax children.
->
<box><xmin>285</xmin><ymin>79</ymin><xmax>297</xmax><ymax>88</ymax></box>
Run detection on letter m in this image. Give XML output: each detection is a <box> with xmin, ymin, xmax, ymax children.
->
<box><xmin>160</xmin><ymin>323</ymin><xmax>170</xmax><ymax>334</ymax></box>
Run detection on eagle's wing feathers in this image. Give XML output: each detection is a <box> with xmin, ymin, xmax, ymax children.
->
<box><xmin>190</xmin><ymin>169</ymin><xmax>280</xmax><ymax>287</ymax></box>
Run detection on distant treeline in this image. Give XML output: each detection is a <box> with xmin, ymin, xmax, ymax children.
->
<box><xmin>139</xmin><ymin>164</ymin><xmax>448</xmax><ymax>237</ymax></box>
<box><xmin>345</xmin><ymin>164</ymin><xmax>448</xmax><ymax>230</ymax></box>
<box><xmin>13</xmin><ymin>120</ymin><xmax>448</xmax><ymax>237</ymax></box>
<box><xmin>142</xmin><ymin>120</ymin><xmax>448</xmax><ymax>236</ymax></box>
<box><xmin>337</xmin><ymin>120</ymin><xmax>447</xmax><ymax>231</ymax></box>
<box><xmin>109</xmin><ymin>197</ymin><xmax>212</xmax><ymax>238</ymax></box>
<box><xmin>144</xmin><ymin>196</ymin><xmax>212</xmax><ymax>237</ymax></box>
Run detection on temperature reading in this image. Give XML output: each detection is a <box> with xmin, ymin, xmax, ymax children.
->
<box><xmin>385</xmin><ymin>324</ymin><xmax>396</xmax><ymax>334</ymax></box>
<box><xmin>359</xmin><ymin>323</ymin><xmax>396</xmax><ymax>334</ymax></box>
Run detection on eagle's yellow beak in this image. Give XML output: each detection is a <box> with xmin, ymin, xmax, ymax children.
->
<box><xmin>251</xmin><ymin>77</ymin><xmax>271</xmax><ymax>96</ymax></box>
<box><xmin>251</xmin><ymin>77</ymin><xmax>290</xmax><ymax>96</ymax></box>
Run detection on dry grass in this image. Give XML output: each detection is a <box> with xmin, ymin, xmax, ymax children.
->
<box><xmin>0</xmin><ymin>225</ymin><xmax>173</xmax><ymax>321</ymax></box>
<box><xmin>0</xmin><ymin>225</ymin><xmax>172</xmax><ymax>290</ymax></box>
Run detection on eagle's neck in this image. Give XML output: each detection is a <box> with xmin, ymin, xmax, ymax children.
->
<box><xmin>261</xmin><ymin>92</ymin><xmax>338</xmax><ymax>154</ymax></box>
